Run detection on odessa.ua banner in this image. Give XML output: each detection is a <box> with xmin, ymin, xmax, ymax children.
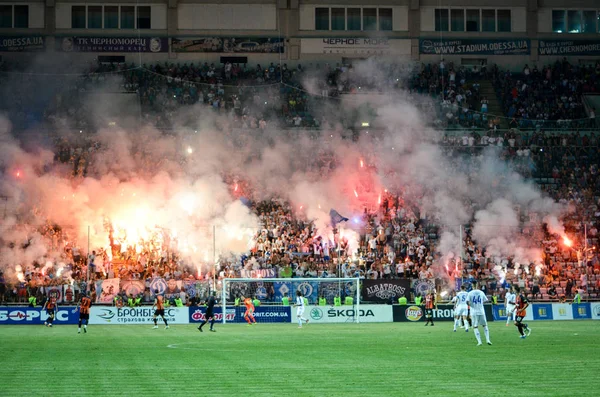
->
<box><xmin>362</xmin><ymin>279</ymin><xmax>410</xmax><ymax>303</ymax></box>
<box><xmin>419</xmin><ymin>38</ymin><xmax>530</xmax><ymax>55</ymax></box>
<box><xmin>89</xmin><ymin>306</ymin><xmax>189</xmax><ymax>324</ymax></box>
<box><xmin>539</xmin><ymin>40</ymin><xmax>600</xmax><ymax>56</ymax></box>
<box><xmin>294</xmin><ymin>305</ymin><xmax>393</xmax><ymax>323</ymax></box>
<box><xmin>189</xmin><ymin>306</ymin><xmax>291</xmax><ymax>323</ymax></box>
<box><xmin>56</xmin><ymin>36</ymin><xmax>168</xmax><ymax>52</ymax></box>
<box><xmin>0</xmin><ymin>36</ymin><xmax>45</xmax><ymax>52</ymax></box>
<box><xmin>0</xmin><ymin>306</ymin><xmax>79</xmax><ymax>325</ymax></box>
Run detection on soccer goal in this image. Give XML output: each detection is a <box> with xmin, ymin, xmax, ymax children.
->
<box><xmin>220</xmin><ymin>278</ymin><xmax>361</xmax><ymax>324</ymax></box>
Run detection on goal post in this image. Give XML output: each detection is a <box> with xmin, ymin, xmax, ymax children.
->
<box><xmin>221</xmin><ymin>278</ymin><xmax>361</xmax><ymax>324</ymax></box>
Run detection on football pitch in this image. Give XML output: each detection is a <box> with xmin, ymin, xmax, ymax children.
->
<box><xmin>1</xmin><ymin>321</ymin><xmax>598</xmax><ymax>397</ymax></box>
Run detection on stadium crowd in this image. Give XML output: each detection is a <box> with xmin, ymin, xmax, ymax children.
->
<box><xmin>1</xmin><ymin>58</ymin><xmax>600</xmax><ymax>305</ymax></box>
<box><xmin>492</xmin><ymin>59</ymin><xmax>600</xmax><ymax>130</ymax></box>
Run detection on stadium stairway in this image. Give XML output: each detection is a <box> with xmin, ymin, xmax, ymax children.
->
<box><xmin>476</xmin><ymin>79</ymin><xmax>509</xmax><ymax>129</ymax></box>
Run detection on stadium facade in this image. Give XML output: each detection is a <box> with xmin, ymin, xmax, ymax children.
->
<box><xmin>0</xmin><ymin>0</ymin><xmax>598</xmax><ymax>68</ymax></box>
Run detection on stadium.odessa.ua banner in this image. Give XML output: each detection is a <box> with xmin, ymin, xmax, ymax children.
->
<box><xmin>419</xmin><ymin>38</ymin><xmax>530</xmax><ymax>55</ymax></box>
<box><xmin>293</xmin><ymin>305</ymin><xmax>393</xmax><ymax>323</ymax></box>
<box><xmin>89</xmin><ymin>306</ymin><xmax>188</xmax><ymax>325</ymax></box>
<box><xmin>57</xmin><ymin>36</ymin><xmax>168</xmax><ymax>52</ymax></box>
<box><xmin>539</xmin><ymin>40</ymin><xmax>600</xmax><ymax>56</ymax></box>
<box><xmin>189</xmin><ymin>306</ymin><xmax>291</xmax><ymax>323</ymax></box>
<box><xmin>0</xmin><ymin>306</ymin><xmax>78</xmax><ymax>325</ymax></box>
<box><xmin>0</xmin><ymin>36</ymin><xmax>45</xmax><ymax>52</ymax></box>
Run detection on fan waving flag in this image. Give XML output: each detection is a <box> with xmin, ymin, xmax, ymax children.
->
<box><xmin>330</xmin><ymin>209</ymin><xmax>349</xmax><ymax>227</ymax></box>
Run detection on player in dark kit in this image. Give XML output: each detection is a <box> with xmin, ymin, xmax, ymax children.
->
<box><xmin>513</xmin><ymin>286</ymin><xmax>531</xmax><ymax>339</ymax></box>
<box><xmin>152</xmin><ymin>290</ymin><xmax>169</xmax><ymax>329</ymax></box>
<box><xmin>424</xmin><ymin>290</ymin><xmax>436</xmax><ymax>326</ymax></box>
<box><xmin>198</xmin><ymin>291</ymin><xmax>217</xmax><ymax>332</ymax></box>
<box><xmin>43</xmin><ymin>296</ymin><xmax>57</xmax><ymax>327</ymax></box>
<box><xmin>78</xmin><ymin>294</ymin><xmax>92</xmax><ymax>334</ymax></box>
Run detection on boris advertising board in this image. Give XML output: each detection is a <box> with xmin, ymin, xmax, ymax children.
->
<box><xmin>0</xmin><ymin>306</ymin><xmax>78</xmax><ymax>325</ymax></box>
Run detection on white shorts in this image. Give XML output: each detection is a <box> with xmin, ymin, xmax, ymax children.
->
<box><xmin>471</xmin><ymin>313</ymin><xmax>488</xmax><ymax>327</ymax></box>
<box><xmin>506</xmin><ymin>304</ymin><xmax>515</xmax><ymax>314</ymax></box>
<box><xmin>455</xmin><ymin>305</ymin><xmax>469</xmax><ymax>317</ymax></box>
<box><xmin>297</xmin><ymin>307</ymin><xmax>305</xmax><ymax>317</ymax></box>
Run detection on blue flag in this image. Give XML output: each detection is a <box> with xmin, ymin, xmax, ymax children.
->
<box><xmin>329</xmin><ymin>209</ymin><xmax>349</xmax><ymax>226</ymax></box>
<box><xmin>239</xmin><ymin>197</ymin><xmax>251</xmax><ymax>208</ymax></box>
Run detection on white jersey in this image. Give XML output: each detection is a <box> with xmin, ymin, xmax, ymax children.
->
<box><xmin>467</xmin><ymin>289</ymin><xmax>488</xmax><ymax>315</ymax></box>
<box><xmin>505</xmin><ymin>292</ymin><xmax>516</xmax><ymax>306</ymax></box>
<box><xmin>455</xmin><ymin>291</ymin><xmax>469</xmax><ymax>307</ymax></box>
<box><xmin>296</xmin><ymin>296</ymin><xmax>305</xmax><ymax>316</ymax></box>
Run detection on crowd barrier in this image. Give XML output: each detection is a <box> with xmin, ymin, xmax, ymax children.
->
<box><xmin>1</xmin><ymin>303</ymin><xmax>599</xmax><ymax>325</ymax></box>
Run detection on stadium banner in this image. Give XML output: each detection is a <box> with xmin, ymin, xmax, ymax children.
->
<box><xmin>240</xmin><ymin>268</ymin><xmax>276</xmax><ymax>278</ymax></box>
<box><xmin>571</xmin><ymin>303</ymin><xmax>591</xmax><ymax>319</ymax></box>
<box><xmin>552</xmin><ymin>303</ymin><xmax>574</xmax><ymax>320</ymax></box>
<box><xmin>538</xmin><ymin>40</ymin><xmax>600</xmax><ymax>56</ymax></box>
<box><xmin>419</xmin><ymin>38</ymin><xmax>530</xmax><ymax>55</ymax></box>
<box><xmin>362</xmin><ymin>279</ymin><xmax>410</xmax><ymax>303</ymax></box>
<box><xmin>56</xmin><ymin>36</ymin><xmax>168</xmax><ymax>52</ymax></box>
<box><xmin>272</xmin><ymin>281</ymin><xmax>320</xmax><ymax>303</ymax></box>
<box><xmin>120</xmin><ymin>280</ymin><xmax>145</xmax><ymax>298</ymax></box>
<box><xmin>300</xmin><ymin>38</ymin><xmax>411</xmax><ymax>55</ymax></box>
<box><xmin>46</xmin><ymin>285</ymin><xmax>63</xmax><ymax>303</ymax></box>
<box><xmin>89</xmin><ymin>306</ymin><xmax>189</xmax><ymax>325</ymax></box>
<box><xmin>0</xmin><ymin>306</ymin><xmax>79</xmax><ymax>325</ymax></box>
<box><xmin>412</xmin><ymin>279</ymin><xmax>435</xmax><ymax>297</ymax></box>
<box><xmin>0</xmin><ymin>36</ymin><xmax>45</xmax><ymax>52</ymax></box>
<box><xmin>188</xmin><ymin>306</ymin><xmax>291</xmax><ymax>323</ymax></box>
<box><xmin>532</xmin><ymin>304</ymin><xmax>554</xmax><ymax>320</ymax></box>
<box><xmin>591</xmin><ymin>303</ymin><xmax>600</xmax><ymax>320</ymax></box>
<box><xmin>171</xmin><ymin>37</ymin><xmax>284</xmax><ymax>53</ymax></box>
<box><xmin>63</xmin><ymin>284</ymin><xmax>76</xmax><ymax>304</ymax></box>
<box><xmin>393</xmin><ymin>304</ymin><xmax>494</xmax><ymax>322</ymax></box>
<box><xmin>95</xmin><ymin>278</ymin><xmax>120</xmax><ymax>303</ymax></box>
<box><xmin>293</xmin><ymin>305</ymin><xmax>393</xmax><ymax>323</ymax></box>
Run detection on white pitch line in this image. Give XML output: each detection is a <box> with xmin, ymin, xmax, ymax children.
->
<box><xmin>167</xmin><ymin>342</ymin><xmax>286</xmax><ymax>353</ymax></box>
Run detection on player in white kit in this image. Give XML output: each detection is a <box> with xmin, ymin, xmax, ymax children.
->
<box><xmin>295</xmin><ymin>291</ymin><xmax>309</xmax><ymax>328</ymax></box>
<box><xmin>505</xmin><ymin>286</ymin><xmax>516</xmax><ymax>326</ymax></box>
<box><xmin>467</xmin><ymin>281</ymin><xmax>492</xmax><ymax>346</ymax></box>
<box><xmin>453</xmin><ymin>284</ymin><xmax>469</xmax><ymax>332</ymax></box>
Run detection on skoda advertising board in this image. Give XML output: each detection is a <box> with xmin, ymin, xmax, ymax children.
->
<box><xmin>293</xmin><ymin>305</ymin><xmax>393</xmax><ymax>323</ymax></box>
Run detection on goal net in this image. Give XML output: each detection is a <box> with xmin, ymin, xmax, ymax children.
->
<box><xmin>220</xmin><ymin>278</ymin><xmax>361</xmax><ymax>324</ymax></box>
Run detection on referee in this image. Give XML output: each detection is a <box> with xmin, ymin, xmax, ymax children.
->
<box><xmin>198</xmin><ymin>291</ymin><xmax>217</xmax><ymax>332</ymax></box>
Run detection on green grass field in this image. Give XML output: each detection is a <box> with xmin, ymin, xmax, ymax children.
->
<box><xmin>0</xmin><ymin>321</ymin><xmax>598</xmax><ymax>397</ymax></box>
